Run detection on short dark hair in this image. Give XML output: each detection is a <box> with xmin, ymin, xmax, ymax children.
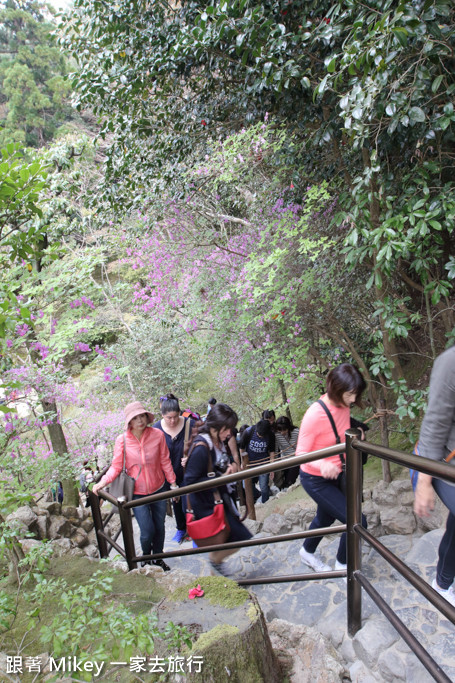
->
<box><xmin>200</xmin><ymin>403</ymin><xmax>238</xmax><ymax>436</ymax></box>
<box><xmin>255</xmin><ymin>419</ymin><xmax>272</xmax><ymax>439</ymax></box>
<box><xmin>326</xmin><ymin>363</ymin><xmax>366</xmax><ymax>407</ymax></box>
<box><xmin>276</xmin><ymin>416</ymin><xmax>295</xmax><ymax>433</ymax></box>
<box><xmin>262</xmin><ymin>409</ymin><xmax>275</xmax><ymax>420</ymax></box>
<box><xmin>160</xmin><ymin>393</ymin><xmax>180</xmax><ymax>415</ymax></box>
<box><xmin>208</xmin><ymin>397</ymin><xmax>217</xmax><ymax>405</ymax></box>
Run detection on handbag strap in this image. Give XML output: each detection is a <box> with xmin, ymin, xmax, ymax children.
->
<box><xmin>186</xmin><ymin>438</ymin><xmax>222</xmax><ymax>512</ymax></box>
<box><xmin>317</xmin><ymin>399</ymin><xmax>344</xmax><ymax>466</ymax></box>
<box><xmin>122</xmin><ymin>434</ymin><xmax>142</xmax><ymax>481</ymax></box>
<box><xmin>183</xmin><ymin>417</ymin><xmax>191</xmax><ymax>452</ymax></box>
<box><xmin>445</xmin><ymin>447</ymin><xmax>455</xmax><ymax>464</ymax></box>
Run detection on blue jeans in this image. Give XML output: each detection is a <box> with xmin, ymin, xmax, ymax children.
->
<box><xmin>258</xmin><ymin>473</ymin><xmax>271</xmax><ymax>504</ymax></box>
<box><xmin>132</xmin><ymin>485</ymin><xmax>167</xmax><ymax>556</ymax></box>
<box><xmin>300</xmin><ymin>470</ymin><xmax>367</xmax><ymax>564</ymax></box>
<box><xmin>433</xmin><ymin>478</ymin><xmax>455</xmax><ymax>589</ymax></box>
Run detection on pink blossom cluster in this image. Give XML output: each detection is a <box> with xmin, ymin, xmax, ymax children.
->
<box><xmin>70</xmin><ymin>296</ymin><xmax>95</xmax><ymax>309</ymax></box>
<box><xmin>74</xmin><ymin>342</ymin><xmax>91</xmax><ymax>353</ymax></box>
<box><xmin>15</xmin><ymin>323</ymin><xmax>30</xmax><ymax>337</ymax></box>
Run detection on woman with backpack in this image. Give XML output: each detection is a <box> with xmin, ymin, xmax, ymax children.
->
<box><xmin>296</xmin><ymin>363</ymin><xmax>368</xmax><ymax>573</ymax></box>
<box><xmin>183</xmin><ymin>403</ymin><xmax>252</xmax><ymax>577</ymax></box>
<box><xmin>153</xmin><ymin>393</ymin><xmax>197</xmax><ymax>543</ymax></box>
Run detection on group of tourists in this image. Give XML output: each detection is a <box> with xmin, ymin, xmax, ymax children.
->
<box><xmin>91</xmin><ymin>363</ymin><xmax>368</xmax><ymax>577</ymax></box>
<box><xmin>91</xmin><ymin>354</ymin><xmax>455</xmax><ymax>606</ymax></box>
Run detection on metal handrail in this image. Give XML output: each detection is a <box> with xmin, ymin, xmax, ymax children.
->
<box><xmin>89</xmin><ymin>432</ymin><xmax>455</xmax><ymax>682</ymax></box>
<box><xmin>345</xmin><ymin>429</ymin><xmax>455</xmax><ymax>683</ymax></box>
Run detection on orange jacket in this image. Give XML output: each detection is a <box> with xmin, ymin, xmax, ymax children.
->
<box><xmin>99</xmin><ymin>427</ymin><xmax>176</xmax><ymax>495</ymax></box>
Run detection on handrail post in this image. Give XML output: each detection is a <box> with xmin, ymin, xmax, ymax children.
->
<box><xmin>88</xmin><ymin>490</ymin><xmax>109</xmax><ymax>558</ymax></box>
<box><xmin>241</xmin><ymin>453</ymin><xmax>256</xmax><ymax>520</ymax></box>
<box><xmin>117</xmin><ymin>497</ymin><xmax>137</xmax><ymax>570</ymax></box>
<box><xmin>346</xmin><ymin>428</ymin><xmax>362</xmax><ymax>636</ymax></box>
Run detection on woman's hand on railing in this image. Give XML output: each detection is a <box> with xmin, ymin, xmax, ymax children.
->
<box><xmin>319</xmin><ymin>460</ymin><xmax>340</xmax><ymax>480</ymax></box>
<box><xmin>91</xmin><ymin>482</ymin><xmax>104</xmax><ymax>496</ymax></box>
<box><xmin>414</xmin><ymin>473</ymin><xmax>435</xmax><ymax>517</ymax></box>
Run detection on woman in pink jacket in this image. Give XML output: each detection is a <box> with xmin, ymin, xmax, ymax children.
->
<box><xmin>296</xmin><ymin>364</ymin><xmax>367</xmax><ymax>573</ymax></box>
<box><xmin>93</xmin><ymin>401</ymin><xmax>178</xmax><ymax>571</ymax></box>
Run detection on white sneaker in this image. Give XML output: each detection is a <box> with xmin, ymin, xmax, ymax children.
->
<box><xmin>299</xmin><ymin>547</ymin><xmax>331</xmax><ymax>572</ymax></box>
<box><xmin>335</xmin><ymin>560</ymin><xmax>347</xmax><ymax>571</ymax></box>
<box><xmin>432</xmin><ymin>579</ymin><xmax>455</xmax><ymax>607</ymax></box>
<box><xmin>335</xmin><ymin>559</ymin><xmax>347</xmax><ymax>583</ymax></box>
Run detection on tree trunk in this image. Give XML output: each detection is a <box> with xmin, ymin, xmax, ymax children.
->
<box><xmin>278</xmin><ymin>379</ymin><xmax>292</xmax><ymax>421</ymax></box>
<box><xmin>379</xmin><ymin>398</ymin><xmax>392</xmax><ymax>483</ymax></box>
<box><xmin>41</xmin><ymin>399</ymin><xmax>79</xmax><ymax>505</ymax></box>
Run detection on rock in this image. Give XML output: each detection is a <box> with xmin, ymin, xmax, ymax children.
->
<box><xmin>353</xmin><ymin>618</ymin><xmax>399</xmax><ymax>668</ymax></box>
<box><xmin>377</xmin><ymin>647</ymin><xmax>406</xmax><ymax>681</ymax></box>
<box><xmin>47</xmin><ymin>516</ymin><xmax>72</xmax><ymax>539</ymax></box>
<box><xmin>362</xmin><ymin>500</ymin><xmax>380</xmax><ymax>533</ymax></box>
<box><xmin>380</xmin><ymin>506</ymin><xmax>416</xmax><ymax>535</ymax></box>
<box><xmin>405</xmin><ymin>529</ymin><xmax>443</xmax><ymax>566</ymax></box>
<box><xmin>36</xmin><ymin>515</ymin><xmax>49</xmax><ymax>540</ymax></box>
<box><xmin>6</xmin><ymin>506</ymin><xmax>39</xmax><ymax>536</ymax></box>
<box><xmin>154</xmin><ymin>569</ymin><xmax>195</xmax><ymax>592</ymax></box>
<box><xmin>61</xmin><ymin>506</ymin><xmax>80</xmax><ymax>525</ymax></box>
<box><xmin>262</xmin><ymin>513</ymin><xmax>290</xmax><ymax>536</ymax></box>
<box><xmin>19</xmin><ymin>538</ymin><xmax>41</xmax><ymax>553</ymax></box>
<box><xmin>242</xmin><ymin>518</ymin><xmax>262</xmax><ymax>535</ymax></box>
<box><xmin>283</xmin><ymin>505</ymin><xmax>307</xmax><ymax>527</ymax></box>
<box><xmin>36</xmin><ymin>501</ymin><xmax>61</xmax><ymax>515</ymax></box>
<box><xmin>32</xmin><ymin>506</ymin><xmax>50</xmax><ymax>517</ymax></box>
<box><xmin>339</xmin><ymin>633</ymin><xmax>356</xmax><ymax>665</ymax></box>
<box><xmin>81</xmin><ymin>518</ymin><xmax>94</xmax><ymax>533</ymax></box>
<box><xmin>349</xmin><ymin>660</ymin><xmax>381</xmax><ymax>682</ymax></box>
<box><xmin>83</xmin><ymin>544</ymin><xmax>99</xmax><ymax>558</ymax></box>
<box><xmin>318</xmin><ymin>602</ymin><xmax>346</xmax><ymax>648</ymax></box>
<box><xmin>268</xmin><ymin>618</ymin><xmax>345</xmax><ymax>683</ymax></box>
<box><xmin>404</xmin><ymin>653</ymin><xmax>435</xmax><ymax>683</ymax></box>
<box><xmin>372</xmin><ymin>479</ymin><xmax>414</xmax><ymax>507</ymax></box>
<box><xmin>71</xmin><ymin>528</ymin><xmax>89</xmax><ymax>548</ymax></box>
<box><xmin>51</xmin><ymin>538</ymin><xmax>72</xmax><ymax>555</ymax></box>
<box><xmin>68</xmin><ymin>547</ymin><xmax>86</xmax><ymax>557</ymax></box>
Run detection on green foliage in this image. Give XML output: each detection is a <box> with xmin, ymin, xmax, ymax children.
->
<box><xmin>0</xmin><ymin>0</ymin><xmax>72</xmax><ymax>147</ymax></box>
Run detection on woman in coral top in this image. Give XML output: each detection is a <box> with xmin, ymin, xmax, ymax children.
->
<box><xmin>296</xmin><ymin>364</ymin><xmax>367</xmax><ymax>573</ymax></box>
<box><xmin>93</xmin><ymin>401</ymin><xmax>178</xmax><ymax>571</ymax></box>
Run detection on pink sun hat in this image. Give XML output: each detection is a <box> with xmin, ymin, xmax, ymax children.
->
<box><xmin>124</xmin><ymin>401</ymin><xmax>154</xmax><ymax>430</ymax></box>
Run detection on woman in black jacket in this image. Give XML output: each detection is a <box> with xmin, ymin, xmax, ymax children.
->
<box><xmin>183</xmin><ymin>403</ymin><xmax>252</xmax><ymax>576</ymax></box>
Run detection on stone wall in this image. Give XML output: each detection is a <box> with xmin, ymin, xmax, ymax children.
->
<box><xmin>6</xmin><ymin>500</ymin><xmax>120</xmax><ymax>558</ymax></box>
<box><xmin>245</xmin><ymin>476</ymin><xmax>446</xmax><ymax>539</ymax></box>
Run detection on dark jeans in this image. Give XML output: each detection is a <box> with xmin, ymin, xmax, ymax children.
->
<box><xmin>249</xmin><ymin>476</ymin><xmax>269</xmax><ymax>503</ymax></box>
<box><xmin>433</xmin><ymin>478</ymin><xmax>455</xmax><ymax>589</ymax></box>
<box><xmin>300</xmin><ymin>470</ymin><xmax>367</xmax><ymax>565</ymax></box>
<box><xmin>172</xmin><ymin>498</ymin><xmax>186</xmax><ymax>531</ymax></box>
<box><xmin>133</xmin><ymin>485</ymin><xmax>167</xmax><ymax>556</ymax></box>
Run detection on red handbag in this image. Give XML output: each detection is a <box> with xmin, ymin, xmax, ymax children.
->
<box><xmin>186</xmin><ymin>499</ymin><xmax>230</xmax><ymax>547</ymax></box>
<box><xmin>185</xmin><ymin>439</ymin><xmax>230</xmax><ymax>547</ymax></box>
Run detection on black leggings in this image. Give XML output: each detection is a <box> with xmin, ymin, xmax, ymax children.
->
<box><xmin>433</xmin><ymin>478</ymin><xmax>455</xmax><ymax>589</ymax></box>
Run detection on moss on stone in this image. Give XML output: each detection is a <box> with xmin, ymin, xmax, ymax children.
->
<box><xmin>247</xmin><ymin>601</ymin><xmax>260</xmax><ymax>622</ymax></box>
<box><xmin>170</xmin><ymin>575</ymin><xmax>249</xmax><ymax>608</ymax></box>
<box><xmin>193</xmin><ymin>623</ymin><xmax>239</xmax><ymax>651</ymax></box>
